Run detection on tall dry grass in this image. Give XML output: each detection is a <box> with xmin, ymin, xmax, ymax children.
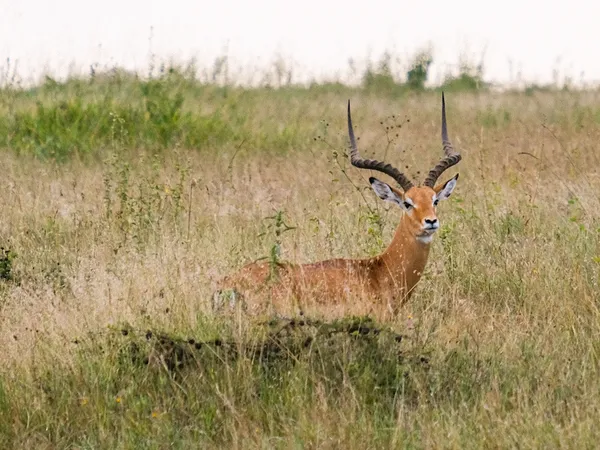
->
<box><xmin>0</xmin><ymin>85</ymin><xmax>599</xmax><ymax>448</ymax></box>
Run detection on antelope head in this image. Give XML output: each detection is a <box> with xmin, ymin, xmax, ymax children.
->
<box><xmin>348</xmin><ymin>93</ymin><xmax>462</xmax><ymax>244</ymax></box>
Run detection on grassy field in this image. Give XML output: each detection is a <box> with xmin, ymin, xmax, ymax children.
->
<box><xmin>0</xmin><ymin>69</ymin><xmax>599</xmax><ymax>448</ymax></box>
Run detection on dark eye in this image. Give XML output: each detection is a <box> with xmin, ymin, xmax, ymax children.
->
<box><xmin>403</xmin><ymin>201</ymin><xmax>412</xmax><ymax>209</ymax></box>
<box><xmin>433</xmin><ymin>199</ymin><xmax>439</xmax><ymax>206</ymax></box>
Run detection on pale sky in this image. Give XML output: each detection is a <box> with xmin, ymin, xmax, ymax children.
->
<box><xmin>0</xmin><ymin>0</ymin><xmax>597</xmax><ymax>87</ymax></box>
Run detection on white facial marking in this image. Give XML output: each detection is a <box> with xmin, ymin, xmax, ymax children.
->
<box><xmin>417</xmin><ymin>235</ymin><xmax>434</xmax><ymax>244</ymax></box>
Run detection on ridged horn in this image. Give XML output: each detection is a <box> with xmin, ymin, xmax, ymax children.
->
<box><xmin>423</xmin><ymin>92</ymin><xmax>462</xmax><ymax>187</ymax></box>
<box><xmin>347</xmin><ymin>100</ymin><xmax>414</xmax><ymax>191</ymax></box>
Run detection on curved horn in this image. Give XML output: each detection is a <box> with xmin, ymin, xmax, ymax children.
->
<box><xmin>423</xmin><ymin>92</ymin><xmax>462</xmax><ymax>187</ymax></box>
<box><xmin>347</xmin><ymin>100</ymin><xmax>414</xmax><ymax>191</ymax></box>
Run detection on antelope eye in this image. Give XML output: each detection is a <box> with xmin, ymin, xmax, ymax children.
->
<box><xmin>403</xmin><ymin>201</ymin><xmax>413</xmax><ymax>209</ymax></box>
<box><xmin>433</xmin><ymin>198</ymin><xmax>439</xmax><ymax>206</ymax></box>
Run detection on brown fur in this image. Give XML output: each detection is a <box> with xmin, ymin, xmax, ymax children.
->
<box><xmin>214</xmin><ymin>180</ymin><xmax>455</xmax><ymax>322</ymax></box>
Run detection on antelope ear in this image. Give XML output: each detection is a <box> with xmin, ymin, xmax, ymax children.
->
<box><xmin>369</xmin><ymin>177</ymin><xmax>404</xmax><ymax>207</ymax></box>
<box><xmin>434</xmin><ymin>173</ymin><xmax>459</xmax><ymax>201</ymax></box>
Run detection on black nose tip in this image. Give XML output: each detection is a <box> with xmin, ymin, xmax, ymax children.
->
<box><xmin>424</xmin><ymin>218</ymin><xmax>438</xmax><ymax>225</ymax></box>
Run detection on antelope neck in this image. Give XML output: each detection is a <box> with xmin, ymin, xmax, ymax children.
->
<box><xmin>379</xmin><ymin>214</ymin><xmax>431</xmax><ymax>282</ymax></box>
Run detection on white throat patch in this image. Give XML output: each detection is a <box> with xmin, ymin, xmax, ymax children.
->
<box><xmin>416</xmin><ymin>235</ymin><xmax>434</xmax><ymax>244</ymax></box>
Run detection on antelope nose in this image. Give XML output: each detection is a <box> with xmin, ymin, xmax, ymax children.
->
<box><xmin>424</xmin><ymin>218</ymin><xmax>439</xmax><ymax>228</ymax></box>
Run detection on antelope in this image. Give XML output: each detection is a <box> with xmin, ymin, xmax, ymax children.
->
<box><xmin>214</xmin><ymin>93</ymin><xmax>462</xmax><ymax>321</ymax></box>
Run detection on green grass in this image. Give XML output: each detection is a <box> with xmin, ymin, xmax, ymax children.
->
<box><xmin>0</xmin><ymin>68</ymin><xmax>599</xmax><ymax>448</ymax></box>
